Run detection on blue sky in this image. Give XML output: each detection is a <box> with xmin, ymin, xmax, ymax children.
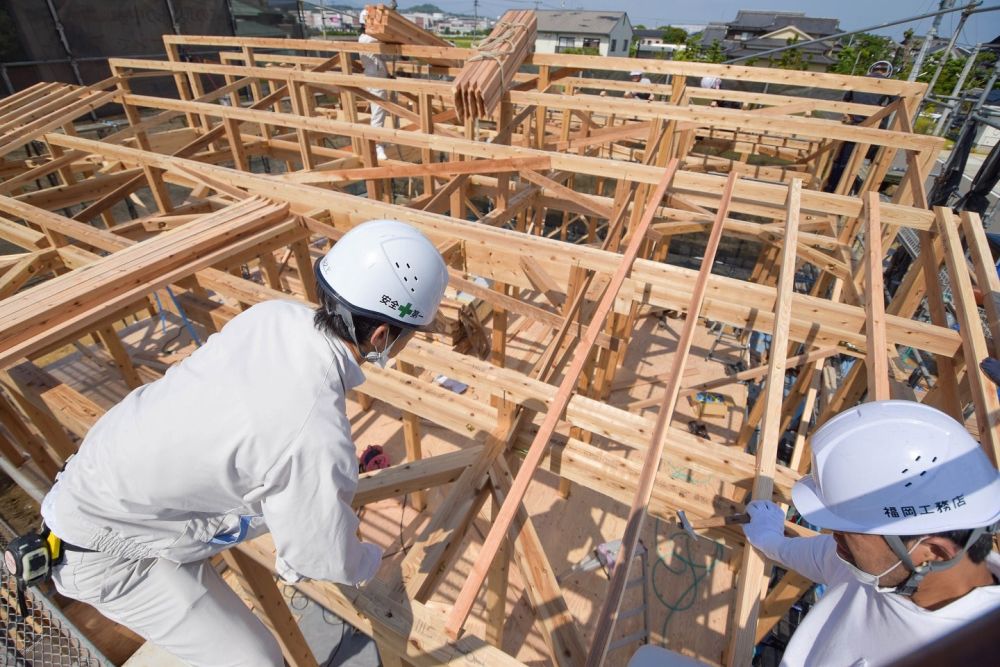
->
<box><xmin>412</xmin><ymin>0</ymin><xmax>1000</xmax><ymax>45</ymax></box>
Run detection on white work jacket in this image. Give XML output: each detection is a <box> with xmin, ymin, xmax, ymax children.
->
<box><xmin>758</xmin><ymin>533</ymin><xmax>1000</xmax><ymax>666</ymax></box>
<box><xmin>358</xmin><ymin>33</ymin><xmax>388</xmax><ymax>79</ymax></box>
<box><xmin>42</xmin><ymin>301</ymin><xmax>375</xmax><ymax>585</ymax></box>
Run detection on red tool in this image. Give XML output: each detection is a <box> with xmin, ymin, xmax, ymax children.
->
<box><xmin>359</xmin><ymin>445</ymin><xmax>391</xmax><ymax>473</ymax></box>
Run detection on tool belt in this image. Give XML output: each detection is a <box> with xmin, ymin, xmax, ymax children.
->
<box><xmin>3</xmin><ymin>523</ymin><xmax>94</xmax><ymax>618</ymax></box>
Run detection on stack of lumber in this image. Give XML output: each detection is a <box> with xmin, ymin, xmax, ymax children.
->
<box><xmin>0</xmin><ymin>197</ymin><xmax>290</xmax><ymax>369</ymax></box>
<box><xmin>452</xmin><ymin>10</ymin><xmax>536</xmax><ymax>122</ymax></box>
<box><xmin>363</xmin><ymin>5</ymin><xmax>456</xmax><ymax>67</ymax></box>
<box><xmin>364</xmin><ymin>4</ymin><xmax>451</xmax><ymax>48</ymax></box>
<box><xmin>0</xmin><ymin>78</ymin><xmax>120</xmax><ymax>158</ymax></box>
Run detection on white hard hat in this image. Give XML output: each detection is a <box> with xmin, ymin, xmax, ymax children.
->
<box><xmin>315</xmin><ymin>220</ymin><xmax>448</xmax><ymax>330</ymax></box>
<box><xmin>868</xmin><ymin>60</ymin><xmax>893</xmax><ymax>76</ymax></box>
<box><xmin>792</xmin><ymin>400</ymin><xmax>1000</xmax><ymax>535</ymax></box>
<box><xmin>700</xmin><ymin>76</ymin><xmax>721</xmax><ymax>89</ymax></box>
<box><xmin>629</xmin><ymin>70</ymin><xmax>643</xmax><ymax>77</ymax></box>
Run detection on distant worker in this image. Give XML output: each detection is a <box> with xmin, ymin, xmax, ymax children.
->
<box><xmin>823</xmin><ymin>60</ymin><xmax>896</xmax><ymax>192</ymax></box>
<box><xmin>742</xmin><ymin>400</ymin><xmax>1000</xmax><ymax>666</ymax></box>
<box><xmin>625</xmin><ymin>70</ymin><xmax>652</xmax><ymax>100</ymax></box>
<box><xmin>358</xmin><ymin>8</ymin><xmax>391</xmax><ymax>161</ymax></box>
<box><xmin>699</xmin><ymin>75</ymin><xmax>740</xmax><ymax>109</ymax></box>
<box><xmin>33</xmin><ymin>221</ymin><xmax>449</xmax><ymax>666</ymax></box>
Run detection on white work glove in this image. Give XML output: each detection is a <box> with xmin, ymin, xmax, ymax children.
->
<box><xmin>355</xmin><ymin>542</ymin><xmax>383</xmax><ymax>585</ymax></box>
<box><xmin>742</xmin><ymin>500</ymin><xmax>786</xmax><ymax>556</ymax></box>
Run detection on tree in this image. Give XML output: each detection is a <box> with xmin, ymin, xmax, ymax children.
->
<box><xmin>829</xmin><ymin>33</ymin><xmax>895</xmax><ymax>76</ymax></box>
<box><xmin>911</xmin><ymin>50</ymin><xmax>998</xmax><ymax>97</ymax></box>
<box><xmin>775</xmin><ymin>36</ymin><xmax>809</xmax><ymax>71</ymax></box>
<box><xmin>674</xmin><ymin>35</ymin><xmax>724</xmax><ymax>63</ymax></box>
<box><xmin>658</xmin><ymin>25</ymin><xmax>687</xmax><ymax>44</ymax></box>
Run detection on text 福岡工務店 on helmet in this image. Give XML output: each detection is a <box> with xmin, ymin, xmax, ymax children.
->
<box><xmin>792</xmin><ymin>400</ymin><xmax>1000</xmax><ymax>535</ymax></box>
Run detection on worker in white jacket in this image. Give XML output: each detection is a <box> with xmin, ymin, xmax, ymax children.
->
<box><xmin>358</xmin><ymin>8</ymin><xmax>390</xmax><ymax>161</ymax></box>
<box><xmin>743</xmin><ymin>400</ymin><xmax>1000</xmax><ymax>666</ymax></box>
<box><xmin>39</xmin><ymin>220</ymin><xmax>449</xmax><ymax>666</ymax></box>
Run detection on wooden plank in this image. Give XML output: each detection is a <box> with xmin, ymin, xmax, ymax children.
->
<box><xmin>863</xmin><ymin>192</ymin><xmax>890</xmax><ymax>401</ymax></box>
<box><xmin>222</xmin><ymin>549</ymin><xmax>319</xmax><ymax>667</ymax></box>
<box><xmin>443</xmin><ymin>159</ymin><xmax>681</xmax><ymax>640</ymax></box>
<box><xmin>42</xmin><ymin>134</ymin><xmax>958</xmax><ymax>361</ymax></box>
<box><xmin>0</xmin><ymin>198</ymin><xmax>291</xmax><ymax>369</ymax></box>
<box><xmin>585</xmin><ymin>171</ymin><xmax>739</xmax><ymax>666</ymax></box>
<box><xmin>960</xmin><ymin>211</ymin><xmax>1000</xmax><ymax>357</ymax></box>
<box><xmin>725</xmin><ymin>179</ymin><xmax>802</xmax><ymax>666</ymax></box>
<box><xmin>519</xmin><ymin>256</ymin><xmax>565</xmax><ymax>309</ymax></box>
<box><xmin>937</xmin><ymin>207</ymin><xmax>1000</xmax><ymax>466</ymax></box>
<box><xmin>753</xmin><ymin>570</ymin><xmax>814</xmax><ymax>643</ymax></box>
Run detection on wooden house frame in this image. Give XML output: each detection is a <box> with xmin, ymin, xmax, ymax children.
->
<box><xmin>0</xmin><ymin>27</ymin><xmax>996</xmax><ymax>667</ymax></box>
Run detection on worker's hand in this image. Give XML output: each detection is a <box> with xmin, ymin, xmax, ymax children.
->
<box><xmin>742</xmin><ymin>500</ymin><xmax>786</xmax><ymax>551</ymax></box>
<box><xmin>981</xmin><ymin>357</ymin><xmax>1000</xmax><ymax>386</ymax></box>
<box><xmin>355</xmin><ymin>542</ymin><xmax>383</xmax><ymax>585</ymax></box>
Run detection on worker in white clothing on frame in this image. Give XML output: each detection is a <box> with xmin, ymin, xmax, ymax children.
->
<box><xmin>39</xmin><ymin>220</ymin><xmax>449</xmax><ymax>666</ymax></box>
<box><xmin>358</xmin><ymin>8</ymin><xmax>390</xmax><ymax>161</ymax></box>
<box><xmin>742</xmin><ymin>400</ymin><xmax>1000</xmax><ymax>666</ymax></box>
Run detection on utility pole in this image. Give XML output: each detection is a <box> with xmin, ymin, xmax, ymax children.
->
<box><xmin>924</xmin><ymin>1</ymin><xmax>980</xmax><ymax>98</ymax></box>
<box><xmin>935</xmin><ymin>43</ymin><xmax>982</xmax><ymax>135</ymax></box>
<box><xmin>908</xmin><ymin>0</ymin><xmax>956</xmax><ymax>82</ymax></box>
<box><xmin>473</xmin><ymin>0</ymin><xmax>479</xmax><ymax>34</ymax></box>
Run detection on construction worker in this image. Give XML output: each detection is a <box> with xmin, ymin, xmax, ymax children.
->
<box><xmin>823</xmin><ymin>60</ymin><xmax>896</xmax><ymax>192</ymax></box>
<box><xmin>38</xmin><ymin>220</ymin><xmax>449</xmax><ymax>666</ymax></box>
<box><xmin>699</xmin><ymin>75</ymin><xmax>740</xmax><ymax>109</ymax></box>
<box><xmin>742</xmin><ymin>400</ymin><xmax>1000</xmax><ymax>666</ymax></box>
<box><xmin>358</xmin><ymin>8</ymin><xmax>390</xmax><ymax>161</ymax></box>
<box><xmin>625</xmin><ymin>70</ymin><xmax>652</xmax><ymax>100</ymax></box>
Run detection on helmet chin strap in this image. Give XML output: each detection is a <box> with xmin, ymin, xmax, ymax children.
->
<box><xmin>327</xmin><ymin>299</ymin><xmax>398</xmax><ymax>364</ymax></box>
<box><xmin>329</xmin><ymin>299</ymin><xmax>362</xmax><ymax>349</ymax></box>
<box><xmin>883</xmin><ymin>525</ymin><xmax>990</xmax><ymax>596</ymax></box>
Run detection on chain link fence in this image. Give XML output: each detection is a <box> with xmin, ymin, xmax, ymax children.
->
<box><xmin>0</xmin><ymin>519</ymin><xmax>112</xmax><ymax>667</ymax></box>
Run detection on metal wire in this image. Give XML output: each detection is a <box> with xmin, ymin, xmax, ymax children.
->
<box><xmin>0</xmin><ymin>520</ymin><xmax>113</xmax><ymax>667</ymax></box>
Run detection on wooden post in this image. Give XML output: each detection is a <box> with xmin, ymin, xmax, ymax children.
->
<box><xmin>585</xmin><ymin>173</ymin><xmax>739</xmax><ymax>667</ymax></box>
<box><xmin>725</xmin><ymin>180</ymin><xmax>801</xmax><ymax>667</ymax></box>
<box><xmin>396</xmin><ymin>359</ymin><xmax>427</xmax><ymax>511</ymax></box>
<box><xmin>863</xmin><ymin>192</ymin><xmax>890</xmax><ymax>401</ymax></box>
<box><xmin>444</xmin><ymin>160</ymin><xmax>681</xmax><ymax>640</ymax></box>
<box><xmin>221</xmin><ymin>548</ymin><xmax>319</xmax><ymax>667</ymax></box>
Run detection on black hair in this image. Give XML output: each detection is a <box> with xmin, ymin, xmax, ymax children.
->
<box><xmin>314</xmin><ymin>291</ymin><xmax>402</xmax><ymax>349</ymax></box>
<box><xmin>901</xmin><ymin>529</ymin><xmax>994</xmax><ymax>565</ymax></box>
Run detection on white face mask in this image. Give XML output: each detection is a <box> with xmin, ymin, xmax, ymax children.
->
<box><xmin>363</xmin><ymin>331</ymin><xmax>399</xmax><ymax>369</ymax></box>
<box><xmin>836</xmin><ymin>537</ymin><xmax>927</xmax><ymax>592</ymax></box>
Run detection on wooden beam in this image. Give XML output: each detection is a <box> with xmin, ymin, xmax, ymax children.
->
<box><xmin>726</xmin><ymin>179</ymin><xmax>802</xmax><ymax>666</ymax></box>
<box><xmin>443</xmin><ymin>159</ymin><xmax>681</xmax><ymax>640</ymax></box>
<box><xmin>936</xmin><ymin>207</ymin><xmax>1000</xmax><ymax>466</ymax></box>
<box><xmin>585</xmin><ymin>172</ymin><xmax>739</xmax><ymax>666</ymax></box>
<box><xmin>863</xmin><ymin>192</ymin><xmax>890</xmax><ymax>401</ymax></box>
<box><xmin>222</xmin><ymin>549</ymin><xmax>319</xmax><ymax>667</ymax></box>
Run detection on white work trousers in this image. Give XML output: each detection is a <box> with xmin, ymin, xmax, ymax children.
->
<box><xmin>368</xmin><ymin>88</ymin><xmax>387</xmax><ymax>129</ymax></box>
<box><xmin>53</xmin><ymin>549</ymin><xmax>283</xmax><ymax>667</ymax></box>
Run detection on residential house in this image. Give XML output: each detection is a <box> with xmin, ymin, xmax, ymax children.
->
<box><xmin>302</xmin><ymin>5</ymin><xmax>359</xmax><ymax>33</ymax></box>
<box><xmin>633</xmin><ymin>28</ymin><xmax>686</xmax><ymax>60</ymax></box>
<box><xmin>700</xmin><ymin>10</ymin><xmax>842</xmax><ymax>71</ymax></box>
<box><xmin>399</xmin><ymin>11</ymin><xmax>446</xmax><ymax>30</ymax></box>
<box><xmin>535</xmin><ymin>11</ymin><xmax>633</xmax><ymax>57</ymax></box>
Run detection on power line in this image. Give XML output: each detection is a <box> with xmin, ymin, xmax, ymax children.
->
<box><xmin>726</xmin><ymin>1</ymin><xmax>1000</xmax><ymax>64</ymax></box>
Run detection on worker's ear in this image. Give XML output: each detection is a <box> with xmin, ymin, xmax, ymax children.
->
<box><xmin>369</xmin><ymin>323</ymin><xmax>391</xmax><ymax>351</ymax></box>
<box><xmin>914</xmin><ymin>535</ymin><xmax>962</xmax><ymax>564</ymax></box>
